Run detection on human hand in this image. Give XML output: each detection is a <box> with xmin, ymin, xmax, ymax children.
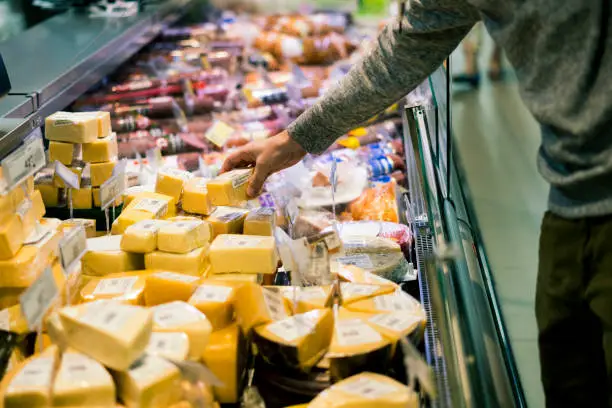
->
<box><xmin>222</xmin><ymin>130</ymin><xmax>307</xmax><ymax>197</ymax></box>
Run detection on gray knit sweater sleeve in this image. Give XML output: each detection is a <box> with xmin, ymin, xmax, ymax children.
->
<box><xmin>288</xmin><ymin>0</ymin><xmax>480</xmax><ymax>154</ymax></box>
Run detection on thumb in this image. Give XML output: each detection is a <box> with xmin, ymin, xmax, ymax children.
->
<box><xmin>247</xmin><ymin>162</ymin><xmax>269</xmax><ymax>198</ymax></box>
<box><xmin>222</xmin><ymin>148</ymin><xmax>253</xmax><ymax>173</ymax></box>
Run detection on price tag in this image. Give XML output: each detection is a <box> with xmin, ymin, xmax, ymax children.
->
<box><xmin>1</xmin><ymin>132</ymin><xmax>45</xmax><ymax>189</ymax></box>
<box><xmin>205</xmin><ymin>120</ymin><xmax>235</xmax><ymax>148</ymax></box>
<box><xmin>59</xmin><ymin>226</ymin><xmax>87</xmax><ymax>274</ymax></box>
<box><xmin>20</xmin><ymin>267</ymin><xmax>59</xmax><ymax>330</ymax></box>
<box><xmin>54</xmin><ymin>161</ymin><xmax>80</xmax><ymax>189</ymax></box>
<box><xmin>112</xmin><ymin>159</ymin><xmax>127</xmax><ymax>177</ymax></box>
<box><xmin>99</xmin><ymin>172</ymin><xmax>126</xmax><ymax>210</ymax></box>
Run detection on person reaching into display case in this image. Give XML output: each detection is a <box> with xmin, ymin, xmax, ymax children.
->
<box><xmin>223</xmin><ymin>1</ymin><xmax>612</xmax><ymax>406</ymax></box>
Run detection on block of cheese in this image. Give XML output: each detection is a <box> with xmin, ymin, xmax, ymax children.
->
<box><xmin>52</xmin><ymin>349</ymin><xmax>115</xmax><ymax>407</ymax></box>
<box><xmin>114</xmin><ymin>354</ymin><xmax>182</xmax><ymax>408</ymax></box>
<box><xmin>90</xmin><ymin>161</ymin><xmax>115</xmax><ymax>187</ymax></box>
<box><xmin>151</xmin><ymin>301</ymin><xmax>212</xmax><ymax>359</ymax></box>
<box><xmin>155</xmin><ymin>168</ymin><xmax>192</xmax><ymax>202</ymax></box>
<box><xmin>92</xmin><ymin>187</ymin><xmax>122</xmax><ymax>208</ymax></box>
<box><xmin>253</xmin><ymin>308</ymin><xmax>334</xmax><ymax>371</ymax></box>
<box><xmin>82</xmin><ymin>133</ymin><xmax>118</xmax><ymax>163</ymax></box>
<box><xmin>280</xmin><ymin>286</ymin><xmax>332</xmax><ymax>314</ymax></box>
<box><xmin>49</xmin><ymin>141</ymin><xmax>79</xmax><ymax>165</ymax></box>
<box><xmin>144</xmin><ymin>272</ymin><xmax>200</xmax><ymax>306</ymax></box>
<box><xmin>335</xmin><ymin>265</ymin><xmax>398</xmax><ymax>289</ymax></box>
<box><xmin>340</xmin><ymin>282</ymin><xmax>395</xmax><ymax>305</ymax></box>
<box><xmin>59</xmin><ymin>218</ymin><xmax>96</xmax><ymax>238</ymax></box>
<box><xmin>2</xmin><ymin>345</ymin><xmax>58</xmax><ymax>408</ymax></box>
<box><xmin>0</xmin><ymin>305</ymin><xmax>29</xmax><ymax>334</ymax></box>
<box><xmin>202</xmin><ymin>324</ymin><xmax>249</xmax><ymax>404</ymax></box>
<box><xmin>45</xmin><ymin>112</ymin><xmax>98</xmax><ymax>143</ymax></box>
<box><xmin>73</xmin><ymin>111</ymin><xmax>112</xmax><ymax>138</ymax></box>
<box><xmin>145</xmin><ymin>247</ymin><xmax>208</xmax><ymax>276</ymax></box>
<box><xmin>188</xmin><ymin>281</ymin><xmax>238</xmax><ymax>330</ymax></box>
<box><xmin>182</xmin><ymin>177</ymin><xmax>214</xmax><ymax>215</ymax></box>
<box><xmin>209</xmin><ymin>234</ymin><xmax>277</xmax><ymax>275</ymax></box>
<box><xmin>345</xmin><ymin>289</ymin><xmax>423</xmax><ymax>315</ymax></box>
<box><xmin>68</xmin><ymin>186</ymin><xmax>93</xmax><ymax>209</ymax></box>
<box><xmin>308</xmin><ymin>372</ymin><xmax>418</xmax><ymax>408</ymax></box>
<box><xmin>206</xmin><ymin>168</ymin><xmax>253</xmax><ymax>206</ymax></box>
<box><xmin>244</xmin><ymin>207</ymin><xmax>275</xmax><ymax>236</ymax></box>
<box><xmin>121</xmin><ymin>220</ymin><xmax>170</xmax><ymax>253</ymax></box>
<box><xmin>145</xmin><ymin>332</ymin><xmax>190</xmax><ymax>362</ymax></box>
<box><xmin>36</xmin><ymin>183</ymin><xmax>60</xmax><ymax>208</ymax></box>
<box><xmin>234</xmin><ymin>284</ymin><xmax>290</xmax><ymax>334</ymax></box>
<box><xmin>82</xmin><ymin>235</ymin><xmax>145</xmax><ymax>276</ymax></box>
<box><xmin>208</xmin><ymin>273</ymin><xmax>263</xmax><ymax>284</ymax></box>
<box><xmin>123</xmin><ymin>185</ymin><xmax>155</xmax><ymax>208</ymax></box>
<box><xmin>327</xmin><ymin>309</ymin><xmax>394</xmax><ymax>381</ymax></box>
<box><xmin>59</xmin><ymin>301</ymin><xmax>153</xmax><ymax>371</ymax></box>
<box><xmin>157</xmin><ymin>220</ymin><xmax>211</xmax><ymax>254</ymax></box>
<box><xmin>206</xmin><ymin>206</ymin><xmax>248</xmax><ymax>238</ymax></box>
<box><xmin>53</xmin><ymin>165</ymin><xmax>83</xmax><ymax>188</ymax></box>
<box><xmin>0</xmin><ymin>214</ymin><xmax>25</xmax><ymax>260</ymax></box>
<box><xmin>80</xmin><ymin>273</ymin><xmax>147</xmax><ymax>305</ymax></box>
<box><xmin>118</xmin><ymin>193</ymin><xmax>177</xmax><ymax>227</ymax></box>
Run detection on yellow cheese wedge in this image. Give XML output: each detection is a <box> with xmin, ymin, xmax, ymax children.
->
<box><xmin>244</xmin><ymin>207</ymin><xmax>275</xmax><ymax>236</ymax></box>
<box><xmin>253</xmin><ymin>308</ymin><xmax>334</xmax><ymax>371</ymax></box>
<box><xmin>202</xmin><ymin>324</ymin><xmax>249</xmax><ymax>404</ymax></box>
<box><xmin>344</xmin><ymin>289</ymin><xmax>424</xmax><ymax>315</ymax></box>
<box><xmin>80</xmin><ymin>273</ymin><xmax>147</xmax><ymax>305</ymax></box>
<box><xmin>0</xmin><ymin>305</ymin><xmax>29</xmax><ymax>334</ymax></box>
<box><xmin>90</xmin><ymin>161</ymin><xmax>115</xmax><ymax>187</ymax></box>
<box><xmin>340</xmin><ymin>282</ymin><xmax>395</xmax><ymax>305</ymax></box>
<box><xmin>145</xmin><ymin>247</ymin><xmax>209</xmax><ymax>276</ymax></box>
<box><xmin>144</xmin><ymin>272</ymin><xmax>201</xmax><ymax>306</ymax></box>
<box><xmin>234</xmin><ymin>284</ymin><xmax>290</xmax><ymax>334</ymax></box>
<box><xmin>53</xmin><ymin>165</ymin><xmax>83</xmax><ymax>188</ymax></box>
<box><xmin>59</xmin><ymin>218</ymin><xmax>97</xmax><ymax>238</ymax></box>
<box><xmin>0</xmin><ymin>215</ymin><xmax>24</xmax><ymax>260</ymax></box>
<box><xmin>68</xmin><ymin>186</ymin><xmax>93</xmax><ymax>209</ymax></box>
<box><xmin>45</xmin><ymin>112</ymin><xmax>99</xmax><ymax>143</ymax></box>
<box><xmin>114</xmin><ymin>354</ymin><xmax>182</xmax><ymax>408</ymax></box>
<box><xmin>188</xmin><ymin>281</ymin><xmax>238</xmax><ymax>330</ymax></box>
<box><xmin>308</xmin><ymin>372</ymin><xmax>418</xmax><ymax>408</ymax></box>
<box><xmin>36</xmin><ymin>184</ymin><xmax>60</xmax><ymax>208</ymax></box>
<box><xmin>73</xmin><ymin>111</ymin><xmax>112</xmax><ymax>138</ymax></box>
<box><xmin>81</xmin><ymin>235</ymin><xmax>145</xmax><ymax>276</ymax></box>
<box><xmin>2</xmin><ymin>345</ymin><xmax>58</xmax><ymax>408</ymax></box>
<box><xmin>335</xmin><ymin>265</ymin><xmax>398</xmax><ymax>288</ymax></box>
<box><xmin>52</xmin><ymin>349</ymin><xmax>116</xmax><ymax>407</ymax></box>
<box><xmin>208</xmin><ymin>273</ymin><xmax>263</xmax><ymax>284</ymax></box>
<box><xmin>59</xmin><ymin>301</ymin><xmax>153</xmax><ymax>371</ymax></box>
<box><xmin>145</xmin><ymin>332</ymin><xmax>190</xmax><ymax>362</ymax></box>
<box><xmin>49</xmin><ymin>141</ymin><xmax>79</xmax><ymax>165</ymax></box>
<box><xmin>209</xmin><ymin>234</ymin><xmax>277</xmax><ymax>275</ymax></box>
<box><xmin>182</xmin><ymin>177</ymin><xmax>214</xmax><ymax>216</ymax></box>
<box><xmin>206</xmin><ymin>206</ymin><xmax>248</xmax><ymax>238</ymax></box>
<box><xmin>151</xmin><ymin>301</ymin><xmax>213</xmax><ymax>360</ymax></box>
<box><xmin>155</xmin><ymin>168</ymin><xmax>192</xmax><ymax>202</ymax></box>
<box><xmin>120</xmin><ymin>220</ymin><xmax>171</xmax><ymax>253</ymax></box>
<box><xmin>280</xmin><ymin>286</ymin><xmax>332</xmax><ymax>314</ymax></box>
<box><xmin>82</xmin><ymin>133</ymin><xmax>118</xmax><ymax>163</ymax></box>
<box><xmin>157</xmin><ymin>220</ymin><xmax>211</xmax><ymax>254</ymax></box>
<box><xmin>206</xmin><ymin>168</ymin><xmax>253</xmax><ymax>206</ymax></box>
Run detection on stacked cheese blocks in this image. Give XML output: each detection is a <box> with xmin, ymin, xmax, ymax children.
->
<box><xmin>38</xmin><ymin>111</ymin><xmax>120</xmax><ymax>210</ymax></box>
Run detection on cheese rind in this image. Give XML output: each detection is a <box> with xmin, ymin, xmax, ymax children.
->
<box><xmin>209</xmin><ymin>234</ymin><xmax>277</xmax><ymax>275</ymax></box>
<box><xmin>157</xmin><ymin>220</ymin><xmax>211</xmax><ymax>254</ymax></box>
<box><xmin>151</xmin><ymin>301</ymin><xmax>213</xmax><ymax>360</ymax></box>
<box><xmin>59</xmin><ymin>301</ymin><xmax>153</xmax><ymax>371</ymax></box>
<box><xmin>206</xmin><ymin>168</ymin><xmax>253</xmax><ymax>206</ymax></box>
<box><xmin>244</xmin><ymin>207</ymin><xmax>275</xmax><ymax>236</ymax></box>
<box><xmin>121</xmin><ymin>220</ymin><xmax>170</xmax><ymax>253</ymax></box>
<box><xmin>3</xmin><ymin>346</ymin><xmax>58</xmax><ymax>408</ymax></box>
<box><xmin>144</xmin><ymin>272</ymin><xmax>200</xmax><ymax>306</ymax></box>
<box><xmin>145</xmin><ymin>247</ymin><xmax>209</xmax><ymax>276</ymax></box>
<box><xmin>188</xmin><ymin>282</ymin><xmax>237</xmax><ymax>330</ymax></box>
<box><xmin>182</xmin><ymin>177</ymin><xmax>214</xmax><ymax>215</ymax></box>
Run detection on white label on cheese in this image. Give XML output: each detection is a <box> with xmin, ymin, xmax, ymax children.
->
<box><xmin>129</xmin><ymin>220</ymin><xmax>169</xmax><ymax>233</ymax></box>
<box><xmin>7</xmin><ymin>356</ymin><xmax>54</xmax><ymax>390</ymax></box>
<box><xmin>160</xmin><ymin>168</ymin><xmax>191</xmax><ymax>180</ymax></box>
<box><xmin>373</xmin><ymin>291</ymin><xmax>419</xmax><ymax>312</ymax></box>
<box><xmin>58</xmin><ymin>353</ymin><xmax>108</xmax><ymax>383</ymax></box>
<box><xmin>221</xmin><ymin>235</ymin><xmax>262</xmax><ymax>248</ymax></box>
<box><xmin>0</xmin><ymin>309</ymin><xmax>9</xmax><ymax>331</ymax></box>
<box><xmin>340</xmin><ymin>283</ymin><xmax>378</xmax><ymax>298</ymax></box>
<box><xmin>146</xmin><ymin>332</ymin><xmax>188</xmax><ymax>357</ymax></box>
<box><xmin>335</xmin><ymin>319</ymin><xmax>382</xmax><ymax>347</ymax></box>
<box><xmin>211</xmin><ymin>206</ymin><xmax>248</xmax><ymax>221</ymax></box>
<box><xmin>129</xmin><ymin>356</ymin><xmax>176</xmax><ymax>386</ymax></box>
<box><xmin>81</xmin><ymin>303</ymin><xmax>135</xmax><ymax>331</ymax></box>
<box><xmin>336</xmin><ymin>254</ymin><xmax>374</xmax><ymax>269</ymax></box>
<box><xmin>92</xmin><ymin>277</ymin><xmax>139</xmax><ymax>296</ymax></box>
<box><xmin>131</xmin><ymin>198</ymin><xmax>168</xmax><ymax>217</ymax></box>
<box><xmin>153</xmin><ymin>302</ymin><xmax>203</xmax><ymax>328</ymax></box>
<box><xmin>215</xmin><ymin>168</ymin><xmax>251</xmax><ymax>189</ymax></box>
<box><xmin>191</xmin><ymin>285</ymin><xmax>233</xmax><ymax>303</ymax></box>
<box><xmin>173</xmin><ymin>220</ymin><xmax>202</xmax><ymax>233</ymax></box>
<box><xmin>262</xmin><ymin>288</ymin><xmax>287</xmax><ymax>320</ymax></box>
<box><xmin>337</xmin><ymin>376</ymin><xmax>398</xmax><ymax>399</ymax></box>
<box><xmin>369</xmin><ymin>312</ymin><xmax>422</xmax><ymax>333</ymax></box>
<box><xmin>20</xmin><ymin>266</ymin><xmax>59</xmax><ymax>330</ymax></box>
<box><xmin>154</xmin><ymin>272</ymin><xmax>199</xmax><ymax>283</ymax></box>
<box><xmin>59</xmin><ymin>225</ymin><xmax>87</xmax><ymax>274</ymax></box>
<box><xmin>266</xmin><ymin>314</ymin><xmax>317</xmax><ymax>343</ymax></box>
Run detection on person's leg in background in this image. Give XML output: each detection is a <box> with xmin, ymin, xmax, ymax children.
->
<box><xmin>454</xmin><ymin>23</ymin><xmax>482</xmax><ymax>87</ymax></box>
<box><xmin>536</xmin><ymin>212</ymin><xmax>608</xmax><ymax>407</ymax></box>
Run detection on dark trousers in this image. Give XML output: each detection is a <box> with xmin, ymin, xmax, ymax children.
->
<box><xmin>537</xmin><ymin>212</ymin><xmax>612</xmax><ymax>407</ymax></box>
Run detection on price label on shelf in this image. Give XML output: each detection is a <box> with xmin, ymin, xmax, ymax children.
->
<box><xmin>54</xmin><ymin>161</ymin><xmax>80</xmax><ymax>189</ymax></box>
<box><xmin>1</xmin><ymin>131</ymin><xmax>45</xmax><ymax>189</ymax></box>
<box><xmin>99</xmin><ymin>172</ymin><xmax>126</xmax><ymax>210</ymax></box>
<box><xmin>20</xmin><ymin>266</ymin><xmax>59</xmax><ymax>330</ymax></box>
<box><xmin>59</xmin><ymin>226</ymin><xmax>87</xmax><ymax>274</ymax></box>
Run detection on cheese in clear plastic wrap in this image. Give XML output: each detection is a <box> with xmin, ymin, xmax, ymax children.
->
<box><xmin>157</xmin><ymin>220</ymin><xmax>211</xmax><ymax>254</ymax></box>
<box><xmin>120</xmin><ymin>219</ymin><xmax>171</xmax><ymax>253</ymax></box>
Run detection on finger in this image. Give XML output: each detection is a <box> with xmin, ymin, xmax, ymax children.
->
<box><xmin>247</xmin><ymin>162</ymin><xmax>269</xmax><ymax>198</ymax></box>
<box><xmin>221</xmin><ymin>148</ymin><xmax>254</xmax><ymax>173</ymax></box>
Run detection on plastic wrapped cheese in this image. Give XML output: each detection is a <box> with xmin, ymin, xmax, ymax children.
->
<box><xmin>206</xmin><ymin>168</ymin><xmax>253</xmax><ymax>206</ymax></box>
<box><xmin>81</xmin><ymin>236</ymin><xmax>145</xmax><ymax>276</ymax></box>
<box><xmin>188</xmin><ymin>281</ymin><xmax>238</xmax><ymax>330</ymax></box>
<box><xmin>49</xmin><ymin>141</ymin><xmax>79</xmax><ymax>165</ymax></box>
<box><xmin>82</xmin><ymin>133</ymin><xmax>118</xmax><ymax>163</ymax></box>
<box><xmin>209</xmin><ymin>234</ymin><xmax>277</xmax><ymax>275</ymax></box>
<box><xmin>234</xmin><ymin>284</ymin><xmax>291</xmax><ymax>334</ymax></box>
<box><xmin>182</xmin><ymin>177</ymin><xmax>215</xmax><ymax>216</ymax></box>
<box><xmin>89</xmin><ymin>161</ymin><xmax>115</xmax><ymax>187</ymax></box>
<box><xmin>155</xmin><ymin>168</ymin><xmax>193</xmax><ymax>202</ymax></box>
<box><xmin>79</xmin><ymin>273</ymin><xmax>148</xmax><ymax>305</ymax></box>
<box><xmin>145</xmin><ymin>246</ymin><xmax>209</xmax><ymax>276</ymax></box>
<box><xmin>244</xmin><ymin>207</ymin><xmax>275</xmax><ymax>236</ymax></box>
<box><xmin>45</xmin><ymin>112</ymin><xmax>99</xmax><ymax>143</ymax></box>
<box><xmin>120</xmin><ymin>220</ymin><xmax>171</xmax><ymax>253</ymax></box>
<box><xmin>157</xmin><ymin>220</ymin><xmax>211</xmax><ymax>254</ymax></box>
<box><xmin>145</xmin><ymin>332</ymin><xmax>190</xmax><ymax>362</ymax></box>
<box><xmin>206</xmin><ymin>206</ymin><xmax>248</xmax><ymax>238</ymax></box>
<box><xmin>144</xmin><ymin>272</ymin><xmax>201</xmax><ymax>306</ymax></box>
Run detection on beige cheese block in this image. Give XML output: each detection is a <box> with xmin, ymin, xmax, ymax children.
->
<box><xmin>234</xmin><ymin>284</ymin><xmax>291</xmax><ymax>334</ymax></box>
<box><xmin>151</xmin><ymin>301</ymin><xmax>213</xmax><ymax>360</ymax></box>
<box><xmin>114</xmin><ymin>354</ymin><xmax>182</xmax><ymax>408</ymax></box>
<box><xmin>113</xmin><ymin>193</ymin><xmax>178</xmax><ymax>234</ymax></box>
<box><xmin>188</xmin><ymin>281</ymin><xmax>238</xmax><ymax>330</ymax></box>
<box><xmin>209</xmin><ymin>234</ymin><xmax>277</xmax><ymax>275</ymax></box>
<box><xmin>145</xmin><ymin>332</ymin><xmax>190</xmax><ymax>362</ymax></box>
<box><xmin>206</xmin><ymin>168</ymin><xmax>253</xmax><ymax>206</ymax></box>
<box><xmin>0</xmin><ymin>214</ymin><xmax>25</xmax><ymax>261</ymax></box>
<box><xmin>82</xmin><ymin>132</ymin><xmax>118</xmax><ymax>163</ymax></box>
<box><xmin>36</xmin><ymin>183</ymin><xmax>60</xmax><ymax>208</ymax></box>
<box><xmin>59</xmin><ymin>301</ymin><xmax>153</xmax><ymax>371</ymax></box>
<box><xmin>145</xmin><ymin>246</ymin><xmax>209</xmax><ymax>276</ymax></box>
<box><xmin>59</xmin><ymin>218</ymin><xmax>97</xmax><ymax>238</ymax></box>
<box><xmin>73</xmin><ymin>111</ymin><xmax>112</xmax><ymax>138</ymax></box>
<box><xmin>52</xmin><ymin>349</ymin><xmax>116</xmax><ymax>407</ymax></box>
<box><xmin>157</xmin><ymin>220</ymin><xmax>211</xmax><ymax>254</ymax></box>
<box><xmin>120</xmin><ymin>220</ymin><xmax>171</xmax><ymax>253</ymax></box>
<box><xmin>206</xmin><ymin>206</ymin><xmax>248</xmax><ymax>238</ymax></box>
<box><xmin>244</xmin><ymin>207</ymin><xmax>275</xmax><ymax>236</ymax></box>
<box><xmin>155</xmin><ymin>168</ymin><xmax>192</xmax><ymax>202</ymax></box>
<box><xmin>182</xmin><ymin>177</ymin><xmax>215</xmax><ymax>216</ymax></box>
<box><xmin>45</xmin><ymin>112</ymin><xmax>98</xmax><ymax>143</ymax></box>
<box><xmin>80</xmin><ymin>273</ymin><xmax>148</xmax><ymax>305</ymax></box>
<box><xmin>81</xmin><ymin>235</ymin><xmax>145</xmax><ymax>276</ymax></box>
<box><xmin>144</xmin><ymin>272</ymin><xmax>201</xmax><ymax>306</ymax></box>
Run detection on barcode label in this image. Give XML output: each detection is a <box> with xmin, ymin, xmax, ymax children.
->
<box><xmin>1</xmin><ymin>132</ymin><xmax>45</xmax><ymax>189</ymax></box>
<box><xmin>190</xmin><ymin>285</ymin><xmax>233</xmax><ymax>303</ymax></box>
<box><xmin>335</xmin><ymin>319</ymin><xmax>382</xmax><ymax>347</ymax></box>
<box><xmin>92</xmin><ymin>277</ymin><xmax>139</xmax><ymax>295</ymax></box>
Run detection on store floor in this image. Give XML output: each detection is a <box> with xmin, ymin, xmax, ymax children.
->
<box><xmin>451</xmin><ymin>44</ymin><xmax>547</xmax><ymax>407</ymax></box>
